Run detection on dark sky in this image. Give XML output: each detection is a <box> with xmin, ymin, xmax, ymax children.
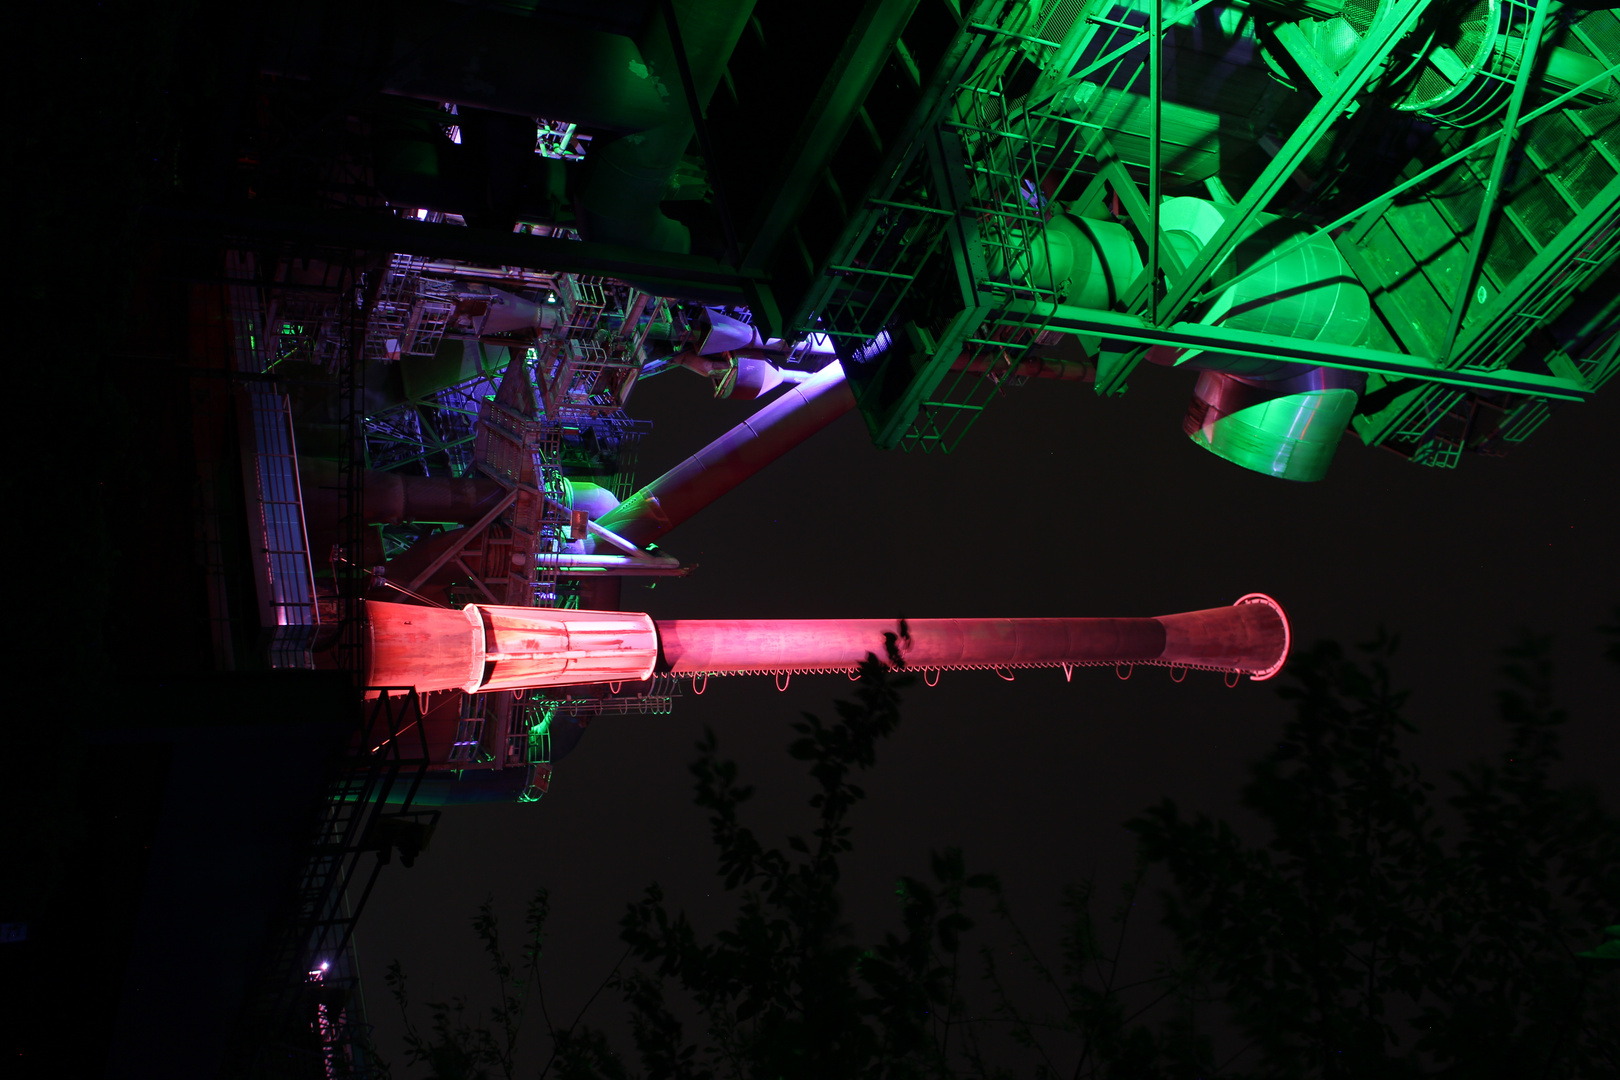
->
<box><xmin>357</xmin><ymin>359</ymin><xmax>1620</xmax><ymax>1067</ymax></box>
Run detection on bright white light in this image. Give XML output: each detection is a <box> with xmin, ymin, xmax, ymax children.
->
<box><xmin>416</xmin><ymin>209</ymin><xmax>429</xmax><ymax>221</ymax></box>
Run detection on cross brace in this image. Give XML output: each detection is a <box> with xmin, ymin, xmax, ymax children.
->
<box><xmin>995</xmin><ymin>301</ymin><xmax>1591</xmax><ymax>401</ymax></box>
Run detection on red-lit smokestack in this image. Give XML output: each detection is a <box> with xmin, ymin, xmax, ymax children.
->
<box><xmin>363</xmin><ymin>595</ymin><xmax>1288</xmax><ymax>694</ymax></box>
<box><xmin>656</xmin><ymin>595</ymin><xmax>1287</xmax><ymax>680</ymax></box>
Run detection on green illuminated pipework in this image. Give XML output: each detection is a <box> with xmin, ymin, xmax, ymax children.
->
<box><xmin>1185</xmin><ymin>372</ymin><xmax>1361</xmax><ymax>483</ymax></box>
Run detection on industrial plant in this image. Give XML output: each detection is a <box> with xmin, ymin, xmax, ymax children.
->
<box><xmin>25</xmin><ymin>0</ymin><xmax>1620</xmax><ymax>1072</ymax></box>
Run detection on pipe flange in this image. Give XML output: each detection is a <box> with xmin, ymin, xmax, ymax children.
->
<box><xmin>1234</xmin><ymin>593</ymin><xmax>1290</xmax><ymax>681</ymax></box>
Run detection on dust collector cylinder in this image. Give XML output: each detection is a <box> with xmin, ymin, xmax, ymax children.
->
<box><xmin>1146</xmin><ymin>198</ymin><xmax>1374</xmax><ymax>481</ymax></box>
<box><xmin>1184</xmin><ymin>368</ymin><xmax>1365</xmax><ymax>482</ymax></box>
<box><xmin>1014</xmin><ymin>214</ymin><xmax>1144</xmax><ymax>308</ymax></box>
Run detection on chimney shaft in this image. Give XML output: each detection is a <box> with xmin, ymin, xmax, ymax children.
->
<box><xmin>364</xmin><ymin>595</ymin><xmax>1288</xmax><ymax>693</ymax></box>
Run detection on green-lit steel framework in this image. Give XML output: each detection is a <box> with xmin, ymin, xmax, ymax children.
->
<box><xmin>761</xmin><ymin>0</ymin><xmax>1619</xmax><ymax>470</ymax></box>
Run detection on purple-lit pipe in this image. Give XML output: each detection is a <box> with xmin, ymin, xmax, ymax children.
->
<box><xmin>596</xmin><ymin>347</ymin><xmax>1091</xmax><ymax>548</ymax></box>
<box><xmin>597</xmin><ymin>360</ymin><xmax>857</xmax><ymax>546</ymax></box>
<box><xmin>658</xmin><ymin>594</ymin><xmax>1289</xmax><ymax>680</ymax></box>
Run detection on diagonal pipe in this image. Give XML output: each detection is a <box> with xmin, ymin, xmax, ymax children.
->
<box><xmin>599</xmin><ymin>349</ymin><xmax>1091</xmax><ymax>548</ymax></box>
<box><xmin>597</xmin><ymin>360</ymin><xmax>858</xmax><ymax>547</ymax></box>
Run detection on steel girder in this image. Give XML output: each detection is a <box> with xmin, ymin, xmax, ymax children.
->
<box><xmin>995</xmin><ymin>300</ymin><xmax>1590</xmax><ymax>402</ymax></box>
<box><xmin>1094</xmin><ymin>0</ymin><xmax>1437</xmax><ymax>395</ymax></box>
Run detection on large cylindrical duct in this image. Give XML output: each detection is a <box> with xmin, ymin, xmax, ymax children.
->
<box><xmin>658</xmin><ymin>594</ymin><xmax>1289</xmax><ymax>680</ymax></box>
<box><xmin>366</xmin><ymin>602</ymin><xmax>487</xmax><ymax>695</ymax></box>
<box><xmin>1183</xmin><ymin>366</ymin><xmax>1367</xmax><ymax>482</ymax></box>
<box><xmin>601</xmin><ymin>334</ymin><xmax>1089</xmax><ymax>548</ymax></box>
<box><xmin>299</xmin><ymin>464</ymin><xmax>509</xmax><ymax>570</ymax></box>
<box><xmin>474</xmin><ymin>288</ymin><xmax>562</xmax><ymax>336</ymax></box>
<box><xmin>1153</xmin><ymin>198</ymin><xmax>1371</xmax><ymax>349</ymax></box>
<box><xmin>1011</xmin><ymin>213</ymin><xmax>1143</xmax><ymax>307</ymax></box>
<box><xmin>366</xmin><ymin>601</ymin><xmax>659</xmax><ymax>694</ymax></box>
<box><xmin>361</xmin><ymin>470</ymin><xmax>510</xmax><ymax>526</ymax></box>
<box><xmin>1147</xmin><ymin>197</ymin><xmax>1373</xmax><ymax>481</ymax></box>
<box><xmin>362</xmin><ymin>594</ymin><xmax>1290</xmax><ymax>694</ymax></box>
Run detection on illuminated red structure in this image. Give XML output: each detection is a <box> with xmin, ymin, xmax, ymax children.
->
<box><xmin>365</xmin><ymin>593</ymin><xmax>1290</xmax><ymax>695</ymax></box>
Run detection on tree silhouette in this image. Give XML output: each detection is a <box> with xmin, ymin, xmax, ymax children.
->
<box><xmin>1119</xmin><ymin>630</ymin><xmax>1620</xmax><ymax>1078</ymax></box>
<box><xmin>380</xmin><ymin>621</ymin><xmax>1620</xmax><ymax>1079</ymax></box>
<box><xmin>552</xmin><ymin>654</ymin><xmax>998</xmax><ymax>1080</ymax></box>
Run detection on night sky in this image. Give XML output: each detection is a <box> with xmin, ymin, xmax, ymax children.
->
<box><xmin>357</xmin><ymin>358</ymin><xmax>1620</xmax><ymax>1066</ymax></box>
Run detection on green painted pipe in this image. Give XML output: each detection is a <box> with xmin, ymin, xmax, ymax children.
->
<box><xmin>1009</xmin><ymin>214</ymin><xmax>1143</xmax><ymax>307</ymax></box>
<box><xmin>1024</xmin><ymin>195</ymin><xmax>1373</xmax><ymax>481</ymax></box>
<box><xmin>1184</xmin><ymin>370</ymin><xmax>1362</xmax><ymax>482</ymax></box>
<box><xmin>1054</xmin><ymin>82</ymin><xmax>1227</xmax><ymax>185</ymax></box>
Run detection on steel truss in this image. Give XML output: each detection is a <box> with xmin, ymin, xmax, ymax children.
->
<box><xmin>795</xmin><ymin>0</ymin><xmax>1618</xmax><ymax>465</ymax></box>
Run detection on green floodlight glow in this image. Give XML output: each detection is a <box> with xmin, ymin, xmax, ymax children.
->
<box><xmin>1187</xmin><ymin>384</ymin><xmax>1360</xmax><ymax>482</ymax></box>
<box><xmin>1578</xmin><ymin>926</ymin><xmax>1620</xmax><ymax>962</ymax></box>
<box><xmin>525</xmin><ymin>699</ymin><xmax>557</xmax><ymax>765</ymax></box>
<box><xmin>515</xmin><ymin>699</ymin><xmax>560</xmax><ymax>804</ymax></box>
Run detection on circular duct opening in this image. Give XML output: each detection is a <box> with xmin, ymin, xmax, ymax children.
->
<box><xmin>1184</xmin><ymin>369</ymin><xmax>1364</xmax><ymax>482</ymax></box>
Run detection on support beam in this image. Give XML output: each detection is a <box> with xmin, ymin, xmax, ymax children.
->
<box><xmin>1147</xmin><ymin>0</ymin><xmax>1163</xmax><ymax>326</ymax></box>
<box><xmin>1440</xmin><ymin>0</ymin><xmax>1554</xmax><ymax>361</ymax></box>
<box><xmin>453</xmin><ymin>556</ymin><xmax>501</xmax><ymax>604</ymax></box>
<box><xmin>996</xmin><ymin>301</ymin><xmax>1591</xmax><ymax>400</ymax></box>
<box><xmin>1096</xmin><ymin>0</ymin><xmax>1434</xmax><ymax>394</ymax></box>
<box><xmin>532</xmin><ymin>553</ymin><xmax>686</xmax><ymax>575</ymax></box>
<box><xmin>1180</xmin><ymin>55</ymin><xmax>1620</xmax><ymax>311</ymax></box>
<box><xmin>405</xmin><ymin>490</ymin><xmax>518</xmax><ymax>592</ymax></box>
